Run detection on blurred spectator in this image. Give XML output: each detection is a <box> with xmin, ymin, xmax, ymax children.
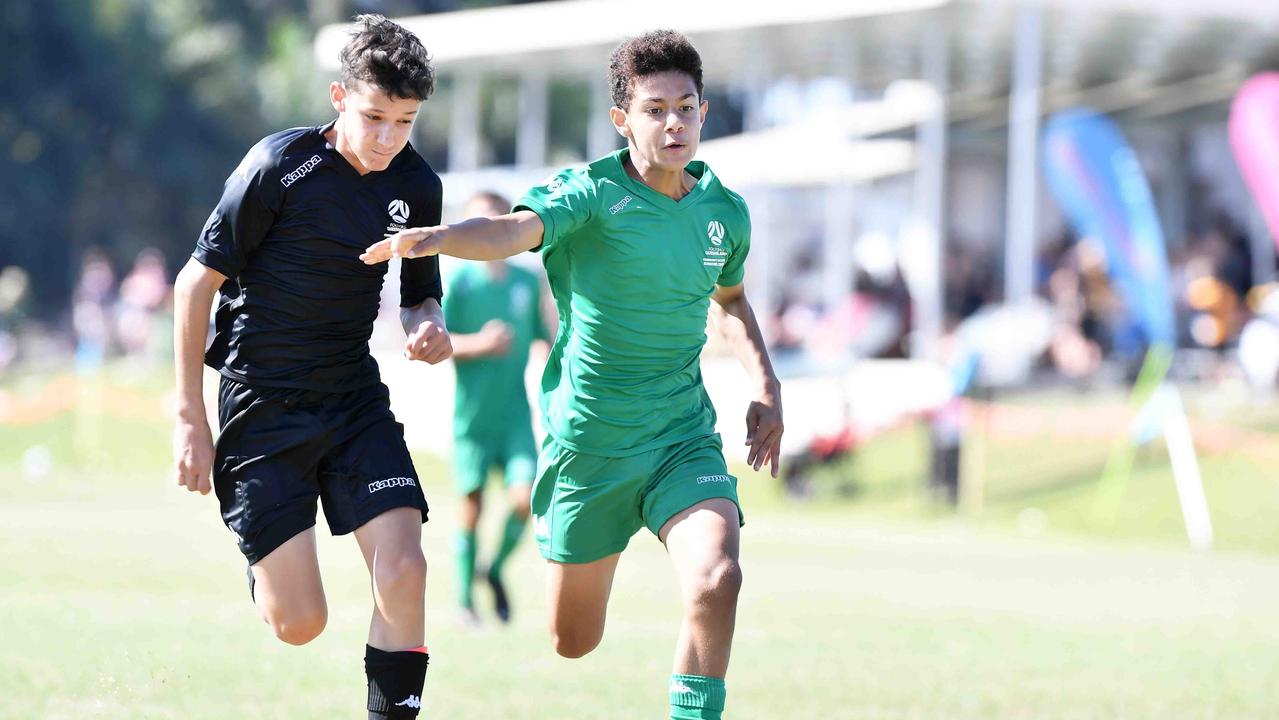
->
<box><xmin>1238</xmin><ymin>284</ymin><xmax>1279</xmax><ymax>389</ymax></box>
<box><xmin>930</xmin><ymin>318</ymin><xmax>984</xmax><ymax>506</ymax></box>
<box><xmin>115</xmin><ymin>247</ymin><xmax>173</xmax><ymax>360</ymax></box>
<box><xmin>1044</xmin><ymin>240</ymin><xmax>1105</xmax><ymax>380</ymax></box>
<box><xmin>0</xmin><ymin>265</ymin><xmax>31</xmax><ymax>373</ymax></box>
<box><xmin>72</xmin><ymin>248</ymin><xmax>116</xmax><ymax>371</ymax></box>
<box><xmin>1181</xmin><ymin>219</ymin><xmax>1248</xmax><ymax>353</ymax></box>
<box><xmin>945</xmin><ymin>239</ymin><xmax>998</xmax><ymax>321</ymax></box>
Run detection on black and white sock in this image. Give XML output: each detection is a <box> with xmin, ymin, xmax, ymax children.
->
<box><xmin>365</xmin><ymin>645</ymin><xmax>429</xmax><ymax>719</ymax></box>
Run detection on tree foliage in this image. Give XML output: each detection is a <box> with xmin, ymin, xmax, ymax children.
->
<box><xmin>0</xmin><ymin>0</ymin><xmax>543</xmax><ymax>318</ymax></box>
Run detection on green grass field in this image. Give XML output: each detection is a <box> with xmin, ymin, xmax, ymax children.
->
<box><xmin>4</xmin><ymin>368</ymin><xmax>1279</xmax><ymax>718</ymax></box>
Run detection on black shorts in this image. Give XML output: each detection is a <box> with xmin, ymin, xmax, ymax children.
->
<box><xmin>213</xmin><ymin>377</ymin><xmax>429</xmax><ymax>564</ymax></box>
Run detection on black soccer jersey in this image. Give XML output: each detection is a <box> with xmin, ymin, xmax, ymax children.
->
<box><xmin>194</xmin><ymin>121</ymin><xmax>443</xmax><ymax>392</ymax></box>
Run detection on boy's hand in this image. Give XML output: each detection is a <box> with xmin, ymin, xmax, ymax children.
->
<box><xmin>744</xmin><ymin>385</ymin><xmax>783</xmax><ymax>478</ymax></box>
<box><xmin>405</xmin><ymin>317</ymin><xmax>452</xmax><ymax>364</ymax></box>
<box><xmin>174</xmin><ymin>416</ymin><xmax>214</xmax><ymax>495</ymax></box>
<box><xmin>361</xmin><ymin>226</ymin><xmax>444</xmax><ymax>264</ymax></box>
<box><xmin>478</xmin><ymin>319</ymin><xmax>513</xmax><ymax>356</ymax></box>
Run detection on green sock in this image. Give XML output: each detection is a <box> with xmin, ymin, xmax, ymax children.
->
<box><xmin>455</xmin><ymin>529</ymin><xmax>476</xmax><ymax>609</ymax></box>
<box><xmin>488</xmin><ymin>511</ymin><xmax>528</xmax><ymax>579</ymax></box>
<box><xmin>670</xmin><ymin>674</ymin><xmax>726</xmax><ymax>720</ymax></box>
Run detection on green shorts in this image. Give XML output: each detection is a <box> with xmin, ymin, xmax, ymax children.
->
<box><xmin>452</xmin><ymin>428</ymin><xmax>537</xmax><ymax>496</ymax></box>
<box><xmin>531</xmin><ymin>433</ymin><xmax>744</xmax><ymax>563</ymax></box>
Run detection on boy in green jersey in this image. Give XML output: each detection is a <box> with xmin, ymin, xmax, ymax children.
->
<box><xmin>363</xmin><ymin>31</ymin><xmax>783</xmax><ymax>720</ymax></box>
<box><xmin>445</xmin><ymin>191</ymin><xmax>553</xmax><ymax>626</ymax></box>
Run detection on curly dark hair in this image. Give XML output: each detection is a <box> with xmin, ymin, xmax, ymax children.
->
<box><xmin>340</xmin><ymin>14</ymin><xmax>435</xmax><ymax>101</ymax></box>
<box><xmin>607</xmin><ymin>30</ymin><xmax>704</xmax><ymax>110</ymax></box>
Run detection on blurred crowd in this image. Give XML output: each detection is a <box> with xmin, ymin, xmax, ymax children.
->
<box><xmin>3</xmin><ymin>212</ymin><xmax>1278</xmax><ymax>391</ymax></box>
<box><xmin>0</xmin><ymin>248</ymin><xmax>174</xmax><ymax>376</ymax></box>
<box><xmin>753</xmin><ymin>213</ymin><xmax>1279</xmax><ymax>392</ymax></box>
<box><xmin>765</xmin><ymin>234</ymin><xmax>913</xmax><ymax>366</ymax></box>
<box><xmin>1041</xmin><ymin>216</ymin><xmax>1270</xmax><ymax>385</ymax></box>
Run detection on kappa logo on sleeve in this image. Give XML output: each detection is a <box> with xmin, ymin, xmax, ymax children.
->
<box><xmin>368</xmin><ymin>476</ymin><xmax>417</xmax><ymax>494</ymax></box>
<box><xmin>280</xmin><ymin>154</ymin><xmax>323</xmax><ymax>187</ymax></box>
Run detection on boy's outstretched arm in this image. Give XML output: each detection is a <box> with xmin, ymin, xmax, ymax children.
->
<box><xmin>361</xmin><ymin>210</ymin><xmax>545</xmax><ymax>263</ymax></box>
<box><xmin>710</xmin><ymin>282</ymin><xmax>784</xmax><ymax>478</ymax></box>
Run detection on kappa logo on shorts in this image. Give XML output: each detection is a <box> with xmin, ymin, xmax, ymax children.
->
<box><xmin>395</xmin><ymin>695</ymin><xmax>421</xmax><ymax>709</ymax></box>
<box><xmin>280</xmin><ymin>154</ymin><xmax>322</xmax><ymax>187</ymax></box>
<box><xmin>368</xmin><ymin>476</ymin><xmax>417</xmax><ymax>494</ymax></box>
<box><xmin>696</xmin><ymin>474</ymin><xmax>732</xmax><ymax>484</ymax></box>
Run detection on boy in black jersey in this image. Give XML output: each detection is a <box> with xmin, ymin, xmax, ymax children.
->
<box><xmin>172</xmin><ymin>15</ymin><xmax>447</xmax><ymax>719</ymax></box>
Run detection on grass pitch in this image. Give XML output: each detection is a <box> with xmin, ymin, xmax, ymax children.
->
<box><xmin>3</xmin><ymin>368</ymin><xmax>1279</xmax><ymax>719</ymax></box>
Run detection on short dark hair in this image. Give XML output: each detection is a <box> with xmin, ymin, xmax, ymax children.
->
<box><xmin>340</xmin><ymin>14</ymin><xmax>435</xmax><ymax>101</ymax></box>
<box><xmin>607</xmin><ymin>30</ymin><xmax>704</xmax><ymax>110</ymax></box>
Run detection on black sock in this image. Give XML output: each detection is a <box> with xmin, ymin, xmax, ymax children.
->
<box><xmin>365</xmin><ymin>645</ymin><xmax>429</xmax><ymax>720</ymax></box>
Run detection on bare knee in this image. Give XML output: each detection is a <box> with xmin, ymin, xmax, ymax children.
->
<box><xmin>267</xmin><ymin>605</ymin><xmax>328</xmax><ymax>646</ymax></box>
<box><xmin>374</xmin><ymin>548</ymin><xmax>428</xmax><ymax>602</ymax></box>
<box><xmin>460</xmin><ymin>492</ymin><xmax>483</xmax><ymax>531</ymax></box>
<box><xmin>548</xmin><ymin>613</ymin><xmax>605</xmax><ymax>658</ymax></box>
<box><xmin>513</xmin><ymin>498</ymin><xmax>531</xmax><ymax>521</ymax></box>
<box><xmin>686</xmin><ymin>557</ymin><xmax>743</xmax><ymax>615</ymax></box>
<box><xmin>551</xmin><ymin>626</ymin><xmax>603</xmax><ymax>659</ymax></box>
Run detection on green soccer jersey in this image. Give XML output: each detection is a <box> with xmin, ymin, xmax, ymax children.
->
<box><xmin>444</xmin><ymin>262</ymin><xmax>546</xmax><ymax>442</ymax></box>
<box><xmin>515</xmin><ymin>148</ymin><xmax>751</xmax><ymax>457</ymax></box>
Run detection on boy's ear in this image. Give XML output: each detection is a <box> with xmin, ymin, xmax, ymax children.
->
<box><xmin>330</xmin><ymin>81</ymin><xmax>347</xmax><ymax>112</ymax></box>
<box><xmin>610</xmin><ymin>106</ymin><xmax>630</xmax><ymax>138</ymax></box>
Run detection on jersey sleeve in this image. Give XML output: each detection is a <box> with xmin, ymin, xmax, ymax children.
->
<box><xmin>717</xmin><ymin>206</ymin><xmax>752</xmax><ymax>287</ymax></box>
<box><xmin>513</xmin><ymin>166</ymin><xmax>598</xmax><ymax>254</ymax></box>
<box><xmin>400</xmin><ymin>173</ymin><xmax>444</xmax><ymax>308</ymax></box>
<box><xmin>193</xmin><ymin>147</ymin><xmax>284</xmax><ymax>278</ymax></box>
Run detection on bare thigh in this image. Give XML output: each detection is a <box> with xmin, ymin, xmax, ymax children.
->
<box><xmin>545</xmin><ymin>553</ymin><xmax>621</xmax><ymax>658</ymax></box>
<box><xmin>251</xmin><ymin>527</ymin><xmax>327</xmax><ymax>644</ymax></box>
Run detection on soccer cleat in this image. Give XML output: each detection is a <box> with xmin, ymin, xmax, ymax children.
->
<box><xmin>484</xmin><ymin>567</ymin><xmax>511</xmax><ymax>623</ymax></box>
<box><xmin>457</xmin><ymin>606</ymin><xmax>481</xmax><ymax>629</ymax></box>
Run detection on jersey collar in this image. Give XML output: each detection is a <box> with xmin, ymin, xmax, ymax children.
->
<box><xmin>609</xmin><ymin>148</ymin><xmax>714</xmax><ymax>211</ymax></box>
<box><xmin>317</xmin><ymin>120</ymin><xmax>412</xmax><ymax>179</ymax></box>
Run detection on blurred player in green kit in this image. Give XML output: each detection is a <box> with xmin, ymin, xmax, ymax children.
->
<box><xmin>362</xmin><ymin>30</ymin><xmax>783</xmax><ymax>720</ymax></box>
<box><xmin>445</xmin><ymin>191</ymin><xmax>552</xmax><ymax>626</ymax></box>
